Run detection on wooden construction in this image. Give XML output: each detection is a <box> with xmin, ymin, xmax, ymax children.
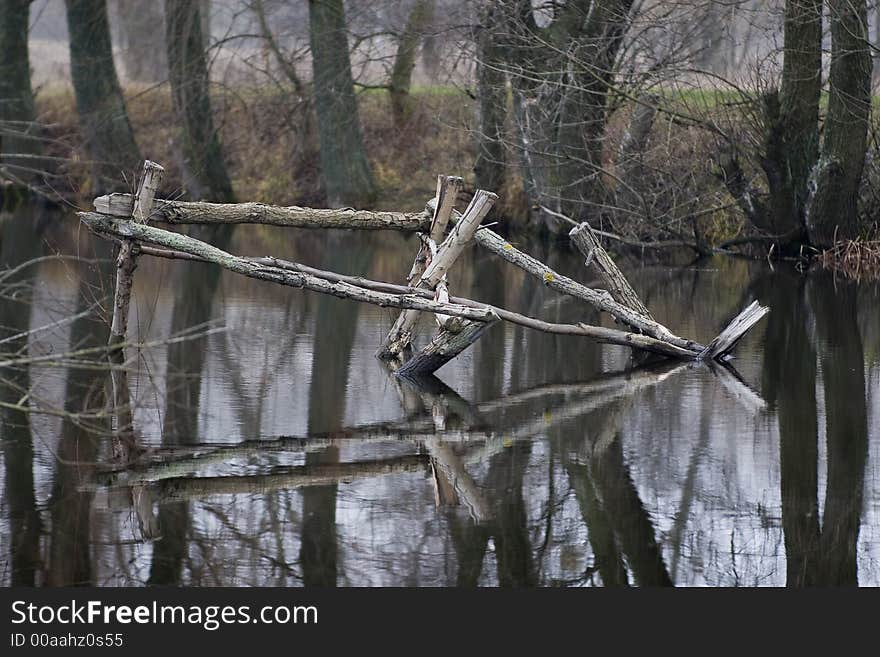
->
<box><xmin>78</xmin><ymin>162</ymin><xmax>769</xmax><ymax>379</ymax></box>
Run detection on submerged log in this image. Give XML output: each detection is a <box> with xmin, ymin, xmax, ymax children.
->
<box><xmin>135</xmin><ymin>245</ymin><xmax>703</xmax><ymax>359</ymax></box>
<box><xmin>398</xmin><ymin>316</ymin><xmax>499</xmax><ymax>377</ymax></box>
<box><xmin>432</xmin><ymin>201</ymin><xmax>768</xmax><ymax>361</ymax></box>
<box><xmin>85</xmin><ymin>163</ymin><xmax>768</xmax><ymax>367</ymax></box>
<box><xmin>87</xmin><ymin>215</ymin><xmax>708</xmax><ymax>360</ymax></box>
<box><xmin>427</xmin><ymin>198</ymin><xmax>705</xmax><ymax>354</ymax></box>
<box><xmin>94</xmin><ymin>192</ymin><xmax>428</xmax><ymax>231</ymax></box>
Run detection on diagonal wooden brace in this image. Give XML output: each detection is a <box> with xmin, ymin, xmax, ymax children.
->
<box><xmin>377</xmin><ymin>184</ymin><xmax>496</xmax><ymax>360</ymax></box>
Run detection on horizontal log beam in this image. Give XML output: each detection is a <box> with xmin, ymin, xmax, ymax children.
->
<box><xmin>94</xmin><ymin>193</ymin><xmax>430</xmax><ymax>231</ymax></box>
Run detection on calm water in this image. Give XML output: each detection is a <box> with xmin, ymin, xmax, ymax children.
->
<box><xmin>1</xmin><ymin>201</ymin><xmax>878</xmax><ymax>586</ymax></box>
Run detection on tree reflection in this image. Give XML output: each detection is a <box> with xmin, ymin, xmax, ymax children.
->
<box><xmin>149</xmin><ymin>225</ymin><xmax>234</xmax><ymax>585</ymax></box>
<box><xmin>48</xmin><ymin>235</ymin><xmax>114</xmax><ymax>586</ymax></box>
<box><xmin>755</xmin><ymin>269</ymin><xmax>868</xmax><ymax>586</ymax></box>
<box><xmin>564</xmin><ymin>400</ymin><xmax>673</xmax><ymax>587</ymax></box>
<box><xmin>300</xmin><ymin>233</ymin><xmax>372</xmax><ymax>587</ymax></box>
<box><xmin>0</xmin><ymin>203</ymin><xmax>45</xmax><ymax>584</ymax></box>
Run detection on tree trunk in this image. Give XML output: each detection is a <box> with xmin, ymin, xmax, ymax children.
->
<box><xmin>308</xmin><ymin>0</ymin><xmax>377</xmax><ymax>208</ymax></box>
<box><xmin>760</xmin><ymin>0</ymin><xmax>822</xmax><ymax>243</ymax></box>
<box><xmin>112</xmin><ymin>0</ymin><xmax>167</xmax><ymax>83</ymax></box>
<box><xmin>165</xmin><ymin>0</ymin><xmax>235</xmax><ymax>202</ymax></box>
<box><xmin>65</xmin><ymin>0</ymin><xmax>141</xmax><ymax>194</ymax></box>
<box><xmin>389</xmin><ymin>0</ymin><xmax>433</xmax><ymax>124</ymax></box>
<box><xmin>806</xmin><ymin>0</ymin><xmax>872</xmax><ymax>248</ymax></box>
<box><xmin>502</xmin><ymin>0</ymin><xmax>634</xmax><ymax>233</ymax></box>
<box><xmin>473</xmin><ymin>6</ymin><xmax>506</xmax><ymax>195</ymax></box>
<box><xmin>615</xmin><ymin>95</ymin><xmax>658</xmax><ymax>220</ymax></box>
<box><xmin>0</xmin><ymin>0</ymin><xmax>42</xmax><ymax>184</ymax></box>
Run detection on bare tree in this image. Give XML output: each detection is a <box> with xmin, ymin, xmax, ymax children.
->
<box><xmin>473</xmin><ymin>1</ymin><xmax>506</xmax><ymax>195</ymax></box>
<box><xmin>762</xmin><ymin>0</ymin><xmax>822</xmax><ymax>244</ymax></box>
<box><xmin>308</xmin><ymin>0</ymin><xmax>377</xmax><ymax>208</ymax></box>
<box><xmin>806</xmin><ymin>0</ymin><xmax>872</xmax><ymax>248</ymax></box>
<box><xmin>494</xmin><ymin>0</ymin><xmax>636</xmax><ymax>233</ymax></box>
<box><xmin>112</xmin><ymin>0</ymin><xmax>168</xmax><ymax>83</ymax></box>
<box><xmin>0</xmin><ymin>0</ymin><xmax>42</xmax><ymax>186</ymax></box>
<box><xmin>166</xmin><ymin>0</ymin><xmax>236</xmax><ymax>202</ymax></box>
<box><xmin>65</xmin><ymin>0</ymin><xmax>141</xmax><ymax>193</ymax></box>
<box><xmin>389</xmin><ymin>0</ymin><xmax>435</xmax><ymax>123</ymax></box>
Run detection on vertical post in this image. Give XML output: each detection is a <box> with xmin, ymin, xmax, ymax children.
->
<box><xmin>397</xmin><ymin>175</ymin><xmax>463</xmax><ymax>291</ymax></box>
<box><xmin>109</xmin><ymin>160</ymin><xmax>165</xmax><ymax>347</ymax></box>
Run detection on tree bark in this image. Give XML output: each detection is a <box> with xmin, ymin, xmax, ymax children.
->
<box><xmin>806</xmin><ymin>0</ymin><xmax>872</xmax><ymax>248</ymax></box>
<box><xmin>112</xmin><ymin>0</ymin><xmax>167</xmax><ymax>83</ymax></box>
<box><xmin>500</xmin><ymin>0</ymin><xmax>634</xmax><ymax>233</ymax></box>
<box><xmin>165</xmin><ymin>0</ymin><xmax>235</xmax><ymax>202</ymax></box>
<box><xmin>94</xmin><ymin>192</ymin><xmax>429</xmax><ymax>230</ymax></box>
<box><xmin>473</xmin><ymin>4</ymin><xmax>506</xmax><ymax>194</ymax></box>
<box><xmin>0</xmin><ymin>0</ymin><xmax>42</xmax><ymax>183</ymax></box>
<box><xmin>758</xmin><ymin>0</ymin><xmax>822</xmax><ymax>243</ymax></box>
<box><xmin>65</xmin><ymin>0</ymin><xmax>141</xmax><ymax>194</ymax></box>
<box><xmin>389</xmin><ymin>0</ymin><xmax>433</xmax><ymax>124</ymax></box>
<box><xmin>308</xmin><ymin>0</ymin><xmax>377</xmax><ymax>208</ymax></box>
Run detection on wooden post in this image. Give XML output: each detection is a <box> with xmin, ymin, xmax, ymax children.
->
<box><xmin>377</xmin><ymin>187</ymin><xmax>496</xmax><ymax>360</ymax></box>
<box><xmin>108</xmin><ymin>160</ymin><xmax>165</xmax><ymax>347</ymax></box>
<box><xmin>412</xmin><ymin>175</ymin><xmax>463</xmax><ymax>283</ymax></box>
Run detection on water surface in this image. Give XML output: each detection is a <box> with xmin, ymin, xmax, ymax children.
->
<box><xmin>1</xmin><ymin>202</ymin><xmax>878</xmax><ymax>586</ymax></box>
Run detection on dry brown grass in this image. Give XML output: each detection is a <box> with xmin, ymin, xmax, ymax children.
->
<box><xmin>817</xmin><ymin>238</ymin><xmax>880</xmax><ymax>281</ymax></box>
<box><xmin>35</xmin><ymin>84</ymin><xmax>477</xmax><ymax>212</ymax></box>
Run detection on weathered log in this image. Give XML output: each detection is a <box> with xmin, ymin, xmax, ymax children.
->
<box><xmin>569</xmin><ymin>222</ymin><xmax>653</xmax><ymax>320</ymax></box>
<box><xmin>109</xmin><ymin>161</ymin><xmax>164</xmax><ymax>346</ymax></box>
<box><xmin>94</xmin><ymin>192</ymin><xmax>428</xmax><ymax>231</ymax></box>
<box><xmin>133</xmin><ymin>235</ymin><xmax>701</xmax><ymax>359</ymax></box>
<box><xmin>78</xmin><ymin>212</ymin><xmax>498</xmax><ymax>323</ymax></box>
<box><xmin>467</xmin><ymin>216</ymin><xmax>766</xmax><ymax>362</ymax></box>
<box><xmin>398</xmin><ymin>316</ymin><xmax>499</xmax><ymax>377</ymax></box>
<box><xmin>377</xmin><ymin>189</ymin><xmax>497</xmax><ymax>360</ymax></box>
<box><xmin>698</xmin><ymin>300</ymin><xmax>769</xmax><ymax>359</ymax></box>
<box><xmin>471</xmin><ymin>221</ymin><xmax>703</xmax><ymax>353</ymax></box>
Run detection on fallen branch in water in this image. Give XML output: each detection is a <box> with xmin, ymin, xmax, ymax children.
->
<box><xmin>82</xmin><ymin>163</ymin><xmax>769</xmax><ymax>372</ymax></box>
<box><xmin>79</xmin><ymin>214</ymin><xmax>702</xmax><ymax>359</ymax></box>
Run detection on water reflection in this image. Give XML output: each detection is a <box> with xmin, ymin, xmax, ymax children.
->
<box><xmin>1</xmin><ymin>203</ymin><xmax>878</xmax><ymax>586</ymax></box>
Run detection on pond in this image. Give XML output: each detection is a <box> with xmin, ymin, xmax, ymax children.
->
<box><xmin>1</xmin><ymin>201</ymin><xmax>878</xmax><ymax>586</ymax></box>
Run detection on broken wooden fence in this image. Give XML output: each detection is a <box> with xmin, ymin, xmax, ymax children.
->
<box><xmin>78</xmin><ymin>160</ymin><xmax>768</xmax><ymax>378</ymax></box>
